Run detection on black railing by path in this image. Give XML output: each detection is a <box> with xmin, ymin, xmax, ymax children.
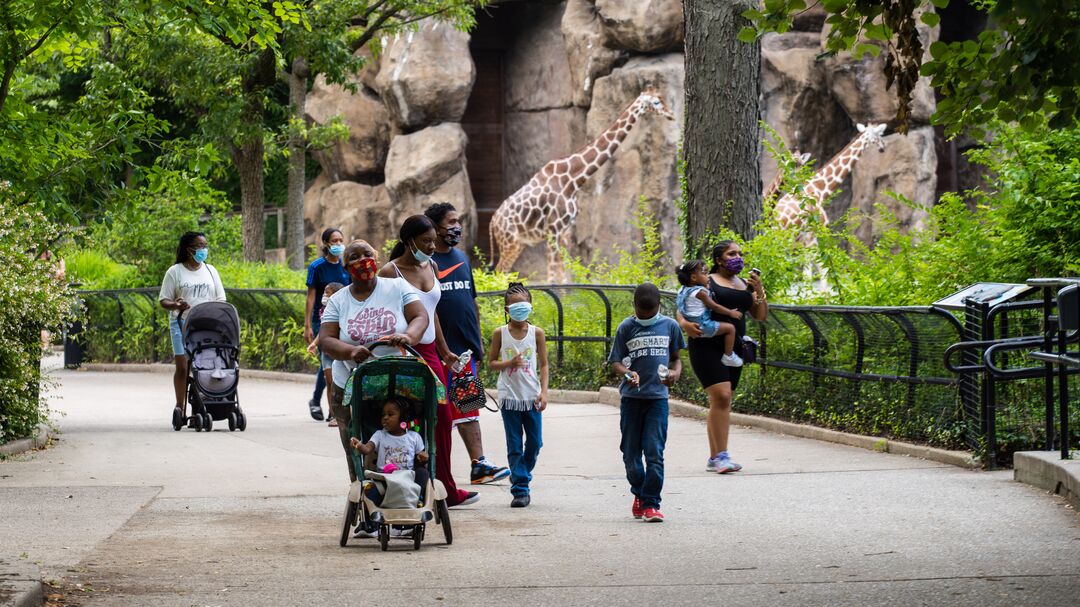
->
<box><xmin>72</xmin><ymin>285</ymin><xmax>977</xmax><ymax>453</ymax></box>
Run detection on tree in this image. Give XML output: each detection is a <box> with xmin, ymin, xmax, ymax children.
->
<box><xmin>683</xmin><ymin>0</ymin><xmax>762</xmax><ymax>249</ymax></box>
<box><xmin>741</xmin><ymin>0</ymin><xmax>1080</xmax><ymax>136</ymax></box>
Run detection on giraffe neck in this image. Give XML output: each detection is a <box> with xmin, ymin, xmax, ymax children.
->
<box><xmin>570</xmin><ymin>100</ymin><xmax>645</xmax><ymax>190</ymax></box>
<box><xmin>805</xmin><ymin>133</ymin><xmax>872</xmax><ymax>202</ymax></box>
<box><xmin>763</xmin><ymin>171</ymin><xmax>786</xmax><ymax>199</ymax></box>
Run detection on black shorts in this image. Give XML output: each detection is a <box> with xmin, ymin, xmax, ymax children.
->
<box><xmin>688</xmin><ymin>336</ymin><xmax>742</xmax><ymax>390</ymax></box>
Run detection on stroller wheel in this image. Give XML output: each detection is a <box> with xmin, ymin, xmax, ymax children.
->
<box><xmin>202</xmin><ymin>414</ymin><xmax>213</xmax><ymax>432</ymax></box>
<box><xmin>171</xmin><ymin>407</ymin><xmax>183</xmax><ymax>431</ymax></box>
<box><xmin>436</xmin><ymin>499</ymin><xmax>452</xmax><ymax>545</ymax></box>
<box><xmin>413</xmin><ymin>525</ymin><xmax>423</xmax><ymax>551</ymax></box>
<box><xmin>237</xmin><ymin>411</ymin><xmax>247</xmax><ymax>432</ymax></box>
<box><xmin>194</xmin><ymin>413</ymin><xmax>203</xmax><ymax>432</ymax></box>
<box><xmin>379</xmin><ymin>525</ymin><xmax>389</xmax><ymax>552</ymax></box>
<box><xmin>339</xmin><ymin>499</ymin><xmax>358</xmax><ymax>547</ymax></box>
<box><xmin>227</xmin><ymin>412</ymin><xmax>237</xmax><ymax>432</ymax></box>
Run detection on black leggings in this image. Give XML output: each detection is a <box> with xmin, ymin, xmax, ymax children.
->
<box><xmin>688</xmin><ymin>336</ymin><xmax>743</xmax><ymax>390</ymax></box>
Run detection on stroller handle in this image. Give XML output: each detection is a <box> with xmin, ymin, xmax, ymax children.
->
<box><xmin>361</xmin><ymin>338</ymin><xmax>424</xmax><ymax>360</ymax></box>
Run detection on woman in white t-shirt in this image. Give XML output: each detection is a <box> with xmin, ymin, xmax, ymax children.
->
<box><xmin>319</xmin><ymin>240</ymin><xmax>428</xmax><ymax>484</ymax></box>
<box><xmin>158</xmin><ymin>231</ymin><xmax>226</xmax><ymax>420</ymax></box>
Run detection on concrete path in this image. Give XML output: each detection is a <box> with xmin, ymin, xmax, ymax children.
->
<box><xmin>2</xmin><ymin>355</ymin><xmax>1079</xmax><ymax>606</ymax></box>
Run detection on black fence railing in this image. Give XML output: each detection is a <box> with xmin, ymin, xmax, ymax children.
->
<box><xmin>73</xmin><ymin>284</ymin><xmax>978</xmax><ymax>454</ymax></box>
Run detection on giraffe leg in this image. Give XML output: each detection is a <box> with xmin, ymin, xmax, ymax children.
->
<box><xmin>546</xmin><ymin>231</ymin><xmax>570</xmax><ymax>283</ymax></box>
<box><xmin>495</xmin><ymin>237</ymin><xmax>524</xmax><ymax>275</ymax></box>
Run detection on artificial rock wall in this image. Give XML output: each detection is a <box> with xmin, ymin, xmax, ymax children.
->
<box><xmin>304</xmin><ymin>0</ymin><xmax>940</xmax><ymax>276</ymax></box>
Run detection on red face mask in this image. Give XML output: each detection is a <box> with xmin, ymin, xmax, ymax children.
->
<box><xmin>348</xmin><ymin>257</ymin><xmax>377</xmax><ymax>281</ymax></box>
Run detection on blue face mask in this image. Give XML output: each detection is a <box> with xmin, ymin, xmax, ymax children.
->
<box><xmin>635</xmin><ymin>313</ymin><xmax>660</xmax><ymax>326</ymax></box>
<box><xmin>411</xmin><ymin>243</ymin><xmax>433</xmax><ymax>264</ymax></box>
<box><xmin>193</xmin><ymin>247</ymin><xmax>208</xmax><ymax>263</ymax></box>
<box><xmin>507</xmin><ymin>302</ymin><xmax>533</xmax><ymax>322</ymax></box>
<box><xmin>328</xmin><ymin>244</ymin><xmax>345</xmax><ymax>257</ymax></box>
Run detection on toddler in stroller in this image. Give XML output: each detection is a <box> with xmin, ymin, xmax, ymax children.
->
<box><xmin>339</xmin><ymin>341</ymin><xmax>452</xmax><ymax>551</ymax></box>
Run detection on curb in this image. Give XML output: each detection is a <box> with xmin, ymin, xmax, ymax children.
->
<box><xmin>1013</xmin><ymin>451</ymin><xmax>1080</xmax><ymax>509</ymax></box>
<box><xmin>76</xmin><ymin>363</ymin><xmax>979</xmax><ymax>469</ymax></box>
<box><xmin>81</xmin><ymin>363</ymin><xmax>314</xmax><ymax>384</ymax></box>
<box><xmin>597</xmin><ymin>387</ymin><xmax>979</xmax><ymax>469</ymax></box>
<box><xmin>0</xmin><ymin>425</ymin><xmax>51</xmax><ymax>458</ymax></box>
<box><xmin>0</xmin><ymin>558</ymin><xmax>43</xmax><ymax>607</ymax></box>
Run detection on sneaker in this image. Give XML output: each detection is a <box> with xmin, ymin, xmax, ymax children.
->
<box><xmin>510</xmin><ymin>494</ymin><xmax>531</xmax><ymax>508</ymax></box>
<box><xmin>631</xmin><ymin>497</ymin><xmax>644</xmax><ymax>519</ymax></box>
<box><xmin>450</xmin><ymin>491</ymin><xmax>480</xmax><ymax>508</ymax></box>
<box><xmin>715</xmin><ymin>452</ymin><xmax>742</xmax><ymax>474</ymax></box>
<box><xmin>470</xmin><ymin>458</ymin><xmax>511</xmax><ymax>484</ymax></box>
<box><xmin>352</xmin><ymin>523</ymin><xmax>378</xmax><ymax>539</ymax></box>
<box><xmin>720</xmin><ymin>352</ymin><xmax>744</xmax><ymax>367</ymax></box>
<box><xmin>390</xmin><ymin>526</ymin><xmax>413</xmax><ymax>538</ymax></box>
<box><xmin>641</xmin><ymin>508</ymin><xmax>665</xmax><ymax>523</ymax></box>
<box><xmin>308</xmin><ymin>399</ymin><xmax>324</xmax><ymax>421</ymax></box>
<box><xmin>705</xmin><ymin>456</ymin><xmax>720</xmax><ymax>472</ymax></box>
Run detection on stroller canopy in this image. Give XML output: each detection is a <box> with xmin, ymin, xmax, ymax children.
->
<box><xmin>182</xmin><ymin>301</ymin><xmax>241</xmax><ymax>351</ymax></box>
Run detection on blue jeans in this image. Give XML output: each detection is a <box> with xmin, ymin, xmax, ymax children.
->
<box><xmin>500</xmin><ymin>408</ymin><xmax>543</xmax><ymax>497</ymax></box>
<box><xmin>619</xmin><ymin>397</ymin><xmax>668</xmax><ymax>509</ymax></box>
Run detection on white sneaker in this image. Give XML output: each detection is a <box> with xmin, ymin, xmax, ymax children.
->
<box><xmin>390</xmin><ymin>526</ymin><xmax>413</xmax><ymax>538</ymax></box>
<box><xmin>720</xmin><ymin>352</ymin><xmax>744</xmax><ymax>367</ymax></box>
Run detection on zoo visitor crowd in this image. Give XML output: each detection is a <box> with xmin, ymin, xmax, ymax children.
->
<box><xmin>158</xmin><ymin>203</ymin><xmax>768</xmax><ymax>526</ymax></box>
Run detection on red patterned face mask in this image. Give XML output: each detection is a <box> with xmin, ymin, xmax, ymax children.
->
<box><xmin>348</xmin><ymin>257</ymin><xmax>377</xmax><ymax>281</ymax></box>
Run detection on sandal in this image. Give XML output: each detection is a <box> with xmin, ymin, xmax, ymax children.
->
<box><xmin>328</xmin><ymin>416</ymin><xmax>338</xmax><ymax>427</ymax></box>
<box><xmin>308</xmin><ymin>399</ymin><xmax>324</xmax><ymax>421</ymax></box>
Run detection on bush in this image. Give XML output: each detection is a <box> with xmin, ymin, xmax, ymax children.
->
<box><xmin>0</xmin><ymin>199</ymin><xmax>76</xmax><ymax>443</ymax></box>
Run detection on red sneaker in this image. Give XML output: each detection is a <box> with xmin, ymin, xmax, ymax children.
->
<box><xmin>632</xmin><ymin>497</ymin><xmax>644</xmax><ymax>519</ymax></box>
<box><xmin>642</xmin><ymin>508</ymin><xmax>664</xmax><ymax>523</ymax></box>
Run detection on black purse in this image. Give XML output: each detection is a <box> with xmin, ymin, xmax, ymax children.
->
<box><xmin>740</xmin><ymin>335</ymin><xmax>758</xmax><ymax>365</ymax></box>
<box><xmin>449</xmin><ymin>369</ymin><xmax>498</xmax><ymax>413</ymax></box>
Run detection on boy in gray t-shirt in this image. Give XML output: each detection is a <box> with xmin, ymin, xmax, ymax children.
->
<box><xmin>607</xmin><ymin>283</ymin><xmax>684</xmax><ymax>524</ymax></box>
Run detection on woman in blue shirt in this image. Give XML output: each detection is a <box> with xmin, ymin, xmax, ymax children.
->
<box><xmin>305</xmin><ymin>227</ymin><xmax>350</xmax><ymax>423</ymax></box>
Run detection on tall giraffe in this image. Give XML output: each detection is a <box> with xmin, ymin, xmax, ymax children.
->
<box><xmin>489</xmin><ymin>89</ymin><xmax>675</xmax><ymax>281</ymax></box>
<box><xmin>763</xmin><ymin>151</ymin><xmax>812</xmax><ymax>200</ymax></box>
<box><xmin>775</xmin><ymin>123</ymin><xmax>887</xmax><ymax>246</ymax></box>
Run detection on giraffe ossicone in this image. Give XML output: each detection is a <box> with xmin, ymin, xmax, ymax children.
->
<box><xmin>489</xmin><ymin>88</ymin><xmax>675</xmax><ymax>282</ymax></box>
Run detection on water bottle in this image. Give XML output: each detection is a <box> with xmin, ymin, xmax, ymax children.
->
<box><xmin>658</xmin><ymin>364</ymin><xmax>669</xmax><ymax>382</ymax></box>
<box><xmin>451</xmin><ymin>349</ymin><xmax>472</xmax><ymax>374</ymax></box>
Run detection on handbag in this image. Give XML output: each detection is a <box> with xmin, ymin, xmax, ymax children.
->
<box><xmin>449</xmin><ymin>369</ymin><xmax>498</xmax><ymax>413</ymax></box>
<box><xmin>740</xmin><ymin>335</ymin><xmax>758</xmax><ymax>365</ymax></box>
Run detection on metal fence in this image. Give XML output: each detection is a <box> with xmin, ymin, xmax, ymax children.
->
<box><xmin>75</xmin><ymin>284</ymin><xmax>975</xmax><ymax>452</ymax></box>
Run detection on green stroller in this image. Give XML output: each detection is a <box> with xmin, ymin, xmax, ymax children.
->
<box><xmin>338</xmin><ymin>340</ymin><xmax>452</xmax><ymax>551</ymax></box>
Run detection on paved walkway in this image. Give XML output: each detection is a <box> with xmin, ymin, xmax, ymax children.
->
<box><xmin>2</xmin><ymin>356</ymin><xmax>1080</xmax><ymax>606</ymax></box>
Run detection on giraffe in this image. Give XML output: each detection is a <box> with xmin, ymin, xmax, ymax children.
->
<box><xmin>775</xmin><ymin>123</ymin><xmax>887</xmax><ymax>247</ymax></box>
<box><xmin>763</xmin><ymin>150</ymin><xmax>812</xmax><ymax>200</ymax></box>
<box><xmin>489</xmin><ymin>88</ymin><xmax>675</xmax><ymax>281</ymax></box>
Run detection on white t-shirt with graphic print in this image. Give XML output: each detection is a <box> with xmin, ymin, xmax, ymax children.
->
<box><xmin>158</xmin><ymin>262</ymin><xmax>226</xmax><ymax>320</ymax></box>
<box><xmin>321</xmin><ymin>277</ymin><xmax>421</xmax><ymax>388</ymax></box>
<box><xmin>370</xmin><ymin>429</ymin><xmax>425</xmax><ymax>471</ymax></box>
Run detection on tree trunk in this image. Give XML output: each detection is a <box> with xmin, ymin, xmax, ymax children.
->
<box><xmin>683</xmin><ymin>0</ymin><xmax>761</xmax><ymax>253</ymax></box>
<box><xmin>233</xmin><ymin>138</ymin><xmax>266</xmax><ymax>263</ymax></box>
<box><xmin>286</xmin><ymin>57</ymin><xmax>308</xmax><ymax>270</ymax></box>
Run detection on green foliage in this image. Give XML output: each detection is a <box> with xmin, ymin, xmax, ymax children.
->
<box><xmin>0</xmin><ymin>198</ymin><xmax>76</xmax><ymax>443</ymax></box>
<box><xmin>65</xmin><ymin>250</ymin><xmax>139</xmax><ymax>289</ymax></box>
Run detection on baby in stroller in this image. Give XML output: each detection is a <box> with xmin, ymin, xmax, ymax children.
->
<box><xmin>349</xmin><ymin>396</ymin><xmax>430</xmax><ymax>509</ymax></box>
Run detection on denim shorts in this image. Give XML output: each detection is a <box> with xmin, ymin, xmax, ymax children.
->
<box><xmin>169</xmin><ymin>316</ymin><xmax>185</xmax><ymax>357</ymax></box>
<box><xmin>320</xmin><ymin>349</ymin><xmax>333</xmax><ymax>371</ymax></box>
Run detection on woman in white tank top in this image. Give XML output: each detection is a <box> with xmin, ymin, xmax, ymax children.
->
<box><xmin>379</xmin><ymin>214</ymin><xmax>474</xmax><ymax>507</ymax></box>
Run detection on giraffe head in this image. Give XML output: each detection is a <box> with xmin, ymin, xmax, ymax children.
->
<box><xmin>636</xmin><ymin>88</ymin><xmax>675</xmax><ymax>121</ymax></box>
<box><xmin>794</xmin><ymin>151</ymin><xmax>811</xmax><ymax>165</ymax></box>
<box><xmin>856</xmin><ymin>123</ymin><xmax>888</xmax><ymax>152</ymax></box>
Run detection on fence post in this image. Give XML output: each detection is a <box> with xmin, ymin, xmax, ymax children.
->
<box><xmin>888</xmin><ymin>312</ymin><xmax>920</xmax><ymax>413</ymax></box>
<box><xmin>793</xmin><ymin>311</ymin><xmax>825</xmax><ymax>392</ymax></box>
<box><xmin>1043</xmin><ymin>287</ymin><xmax>1057</xmax><ymax>452</ymax></box>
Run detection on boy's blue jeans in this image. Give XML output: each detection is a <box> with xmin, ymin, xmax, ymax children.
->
<box><xmin>500</xmin><ymin>408</ymin><xmax>543</xmax><ymax>497</ymax></box>
<box><xmin>619</xmin><ymin>397</ymin><xmax>669</xmax><ymax>509</ymax></box>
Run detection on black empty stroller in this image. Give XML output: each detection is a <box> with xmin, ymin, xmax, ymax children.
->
<box><xmin>171</xmin><ymin>301</ymin><xmax>247</xmax><ymax>432</ymax></box>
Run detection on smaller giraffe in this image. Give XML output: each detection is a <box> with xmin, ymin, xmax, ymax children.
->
<box><xmin>763</xmin><ymin>151</ymin><xmax>812</xmax><ymax>200</ymax></box>
<box><xmin>775</xmin><ymin>123</ymin><xmax>887</xmax><ymax>246</ymax></box>
<box><xmin>489</xmin><ymin>89</ymin><xmax>675</xmax><ymax>281</ymax></box>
